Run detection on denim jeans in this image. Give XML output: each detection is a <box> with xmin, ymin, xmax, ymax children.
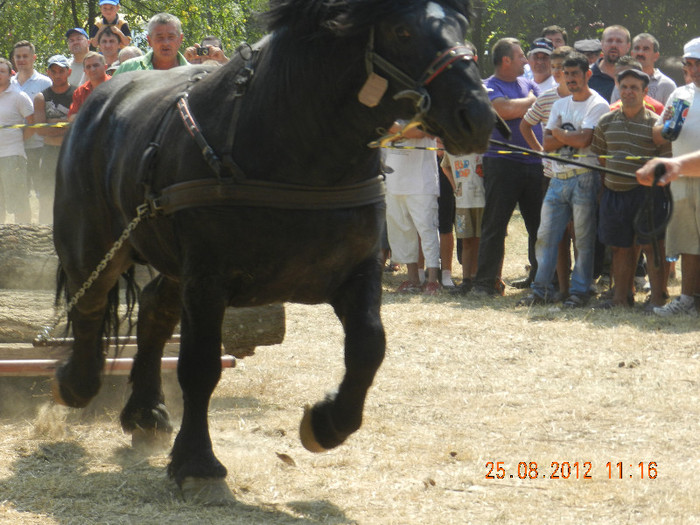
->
<box><xmin>531</xmin><ymin>171</ymin><xmax>601</xmax><ymax>298</ymax></box>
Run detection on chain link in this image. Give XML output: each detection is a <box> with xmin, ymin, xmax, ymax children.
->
<box><xmin>35</xmin><ymin>203</ymin><xmax>151</xmax><ymax>344</ymax></box>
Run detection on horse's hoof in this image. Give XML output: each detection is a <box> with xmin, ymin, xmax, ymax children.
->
<box><xmin>51</xmin><ymin>377</ymin><xmax>91</xmax><ymax>408</ymax></box>
<box><xmin>131</xmin><ymin>428</ymin><xmax>171</xmax><ymax>453</ymax></box>
<box><xmin>180</xmin><ymin>477</ymin><xmax>235</xmax><ymax>505</ymax></box>
<box><xmin>299</xmin><ymin>405</ymin><xmax>328</xmax><ymax>453</ymax></box>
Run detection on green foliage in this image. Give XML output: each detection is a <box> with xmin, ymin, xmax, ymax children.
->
<box><xmin>1</xmin><ymin>0</ymin><xmax>696</xmax><ymax>75</ymax></box>
<box><xmin>470</xmin><ymin>0</ymin><xmax>699</xmax><ymax>76</ymax></box>
<box><xmin>0</xmin><ymin>0</ymin><xmax>267</xmax><ymax>68</ymax></box>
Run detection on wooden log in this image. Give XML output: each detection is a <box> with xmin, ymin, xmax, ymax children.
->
<box><xmin>0</xmin><ymin>224</ymin><xmax>56</xmax><ymax>290</ymax></box>
<box><xmin>0</xmin><ymin>355</ymin><xmax>236</xmax><ymax>377</ymax></box>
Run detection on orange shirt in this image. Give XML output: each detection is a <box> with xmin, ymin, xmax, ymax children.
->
<box><xmin>68</xmin><ymin>76</ymin><xmax>111</xmax><ymax>117</ymax></box>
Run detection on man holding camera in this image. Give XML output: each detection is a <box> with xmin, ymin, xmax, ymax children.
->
<box><xmin>114</xmin><ymin>13</ymin><xmax>188</xmax><ymax>74</ymax></box>
<box><xmin>184</xmin><ymin>35</ymin><xmax>229</xmax><ymax>65</ymax></box>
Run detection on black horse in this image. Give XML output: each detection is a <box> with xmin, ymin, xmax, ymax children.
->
<box><xmin>53</xmin><ymin>0</ymin><xmax>494</xmax><ymax>502</ymax></box>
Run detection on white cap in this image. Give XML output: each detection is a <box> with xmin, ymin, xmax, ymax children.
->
<box><xmin>683</xmin><ymin>37</ymin><xmax>700</xmax><ymax>60</ymax></box>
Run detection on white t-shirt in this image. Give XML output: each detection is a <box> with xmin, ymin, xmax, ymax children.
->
<box><xmin>0</xmin><ymin>83</ymin><xmax>34</xmax><ymax>158</ymax></box>
<box><xmin>383</xmin><ymin>136</ymin><xmax>439</xmax><ymax>195</ymax></box>
<box><xmin>660</xmin><ymin>83</ymin><xmax>699</xmax><ymax>159</ymax></box>
<box><xmin>443</xmin><ymin>152</ymin><xmax>484</xmax><ymax>208</ymax></box>
<box><xmin>11</xmin><ymin>70</ymin><xmax>52</xmax><ymax>150</ymax></box>
<box><xmin>546</xmin><ymin>91</ymin><xmax>609</xmax><ymax>174</ymax></box>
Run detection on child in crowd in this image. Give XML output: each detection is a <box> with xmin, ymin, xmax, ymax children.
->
<box><xmin>441</xmin><ymin>151</ymin><xmax>486</xmax><ymax>294</ymax></box>
<box><xmin>90</xmin><ymin>0</ymin><xmax>131</xmax><ymax>49</ymax></box>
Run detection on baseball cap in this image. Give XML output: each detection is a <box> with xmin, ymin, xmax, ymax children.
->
<box><xmin>65</xmin><ymin>27</ymin><xmax>89</xmax><ymax>39</ymax></box>
<box><xmin>99</xmin><ymin>0</ymin><xmax>120</xmax><ymax>5</ymax></box>
<box><xmin>529</xmin><ymin>37</ymin><xmax>554</xmax><ymax>56</ymax></box>
<box><xmin>574</xmin><ymin>39</ymin><xmax>602</xmax><ymax>54</ymax></box>
<box><xmin>616</xmin><ymin>68</ymin><xmax>649</xmax><ymax>86</ymax></box>
<box><xmin>683</xmin><ymin>37</ymin><xmax>700</xmax><ymax>60</ymax></box>
<box><xmin>47</xmin><ymin>55</ymin><xmax>71</xmax><ymax>69</ymax></box>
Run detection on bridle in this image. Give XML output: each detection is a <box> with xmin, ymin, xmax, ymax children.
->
<box><xmin>363</xmin><ymin>27</ymin><xmax>475</xmax><ymax>119</ymax></box>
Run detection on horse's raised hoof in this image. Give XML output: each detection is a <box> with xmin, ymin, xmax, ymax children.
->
<box><xmin>180</xmin><ymin>477</ymin><xmax>235</xmax><ymax>506</ymax></box>
<box><xmin>299</xmin><ymin>405</ymin><xmax>329</xmax><ymax>453</ymax></box>
<box><xmin>51</xmin><ymin>375</ymin><xmax>92</xmax><ymax>409</ymax></box>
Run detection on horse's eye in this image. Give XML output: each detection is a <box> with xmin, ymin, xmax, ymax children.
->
<box><xmin>394</xmin><ymin>25</ymin><xmax>411</xmax><ymax>40</ymax></box>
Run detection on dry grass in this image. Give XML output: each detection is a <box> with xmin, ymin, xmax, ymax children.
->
<box><xmin>0</xmin><ymin>212</ymin><xmax>698</xmax><ymax>524</ymax></box>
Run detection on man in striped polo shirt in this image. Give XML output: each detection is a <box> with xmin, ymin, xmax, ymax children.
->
<box><xmin>590</xmin><ymin>68</ymin><xmax>672</xmax><ymax>309</ymax></box>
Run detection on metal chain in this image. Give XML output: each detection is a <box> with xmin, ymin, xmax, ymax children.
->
<box><xmin>35</xmin><ymin>203</ymin><xmax>151</xmax><ymax>343</ymax></box>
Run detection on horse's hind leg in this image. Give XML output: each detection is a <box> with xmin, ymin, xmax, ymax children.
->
<box><xmin>120</xmin><ymin>274</ymin><xmax>181</xmax><ymax>449</ymax></box>
<box><xmin>301</xmin><ymin>257</ymin><xmax>386</xmax><ymax>451</ymax></box>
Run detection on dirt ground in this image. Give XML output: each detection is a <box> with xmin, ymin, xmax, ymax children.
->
<box><xmin>0</xmin><ymin>213</ymin><xmax>698</xmax><ymax>524</ymax></box>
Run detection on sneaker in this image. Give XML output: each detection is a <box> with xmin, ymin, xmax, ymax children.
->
<box><xmin>510</xmin><ymin>277</ymin><xmax>532</xmax><ymax>289</ymax></box>
<box><xmin>562</xmin><ymin>294</ymin><xmax>589</xmax><ymax>308</ymax></box>
<box><xmin>450</xmin><ymin>280</ymin><xmax>472</xmax><ymax>295</ymax></box>
<box><xmin>423</xmin><ymin>281</ymin><xmax>441</xmax><ymax>295</ymax></box>
<box><xmin>653</xmin><ymin>296</ymin><xmax>697</xmax><ymax>317</ymax></box>
<box><xmin>396</xmin><ymin>280</ymin><xmax>421</xmax><ymax>294</ymax></box>
<box><xmin>442</xmin><ymin>277</ymin><xmax>455</xmax><ymax>288</ymax></box>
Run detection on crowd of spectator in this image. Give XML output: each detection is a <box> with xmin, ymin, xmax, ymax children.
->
<box><xmin>385</xmin><ymin>24</ymin><xmax>700</xmax><ymax>317</ymax></box>
<box><xmin>1</xmin><ymin>9</ymin><xmax>698</xmax><ymax>317</ymax></box>
<box><xmin>0</xmin><ymin>3</ymin><xmax>228</xmax><ymax>226</ymax></box>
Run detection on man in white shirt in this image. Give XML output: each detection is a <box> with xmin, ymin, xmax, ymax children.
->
<box><xmin>384</xmin><ymin>121</ymin><xmax>441</xmax><ymax>295</ymax></box>
<box><xmin>518</xmin><ymin>52</ymin><xmax>609</xmax><ymax>308</ymax></box>
<box><xmin>0</xmin><ymin>57</ymin><xmax>35</xmax><ymax>223</ymax></box>
<box><xmin>651</xmin><ymin>37</ymin><xmax>700</xmax><ymax>316</ymax></box>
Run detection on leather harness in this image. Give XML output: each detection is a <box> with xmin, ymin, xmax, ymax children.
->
<box><xmin>140</xmin><ymin>33</ymin><xmax>474</xmax><ymax>216</ymax></box>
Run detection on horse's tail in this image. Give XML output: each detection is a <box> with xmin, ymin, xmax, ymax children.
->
<box><xmin>55</xmin><ymin>262</ymin><xmax>140</xmax><ymax>350</ymax></box>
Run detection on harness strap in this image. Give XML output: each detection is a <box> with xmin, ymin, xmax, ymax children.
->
<box><xmin>150</xmin><ymin>176</ymin><xmax>386</xmax><ymax>214</ymax></box>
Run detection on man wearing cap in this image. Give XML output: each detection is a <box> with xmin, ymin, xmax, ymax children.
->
<box><xmin>650</xmin><ymin>37</ymin><xmax>700</xmax><ymax>316</ymax></box>
<box><xmin>590</xmin><ymin>68</ymin><xmax>672</xmax><ymax>309</ymax></box>
<box><xmin>0</xmin><ymin>57</ymin><xmax>34</xmax><ymax>223</ymax></box>
<box><xmin>10</xmin><ymin>40</ymin><xmax>51</xmax><ymax>203</ymax></box>
<box><xmin>32</xmin><ymin>55</ymin><xmax>76</xmax><ymax>224</ymax></box>
<box><xmin>574</xmin><ymin>39</ymin><xmax>602</xmax><ymax>65</ymax></box>
<box><xmin>528</xmin><ymin>38</ymin><xmax>556</xmax><ymax>92</ymax></box>
<box><xmin>90</xmin><ymin>0</ymin><xmax>131</xmax><ymax>49</ymax></box>
<box><xmin>65</xmin><ymin>27</ymin><xmax>90</xmax><ymax>87</ymax></box>
<box><xmin>615</xmin><ymin>33</ymin><xmax>676</xmax><ymax>105</ymax></box>
<box><xmin>589</xmin><ymin>25</ymin><xmax>631</xmax><ymax>102</ymax></box>
<box><xmin>114</xmin><ymin>13</ymin><xmax>188</xmax><ymax>74</ymax></box>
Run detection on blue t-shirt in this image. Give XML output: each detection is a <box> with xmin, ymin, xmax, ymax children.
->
<box><xmin>484</xmin><ymin>75</ymin><xmax>542</xmax><ymax>164</ymax></box>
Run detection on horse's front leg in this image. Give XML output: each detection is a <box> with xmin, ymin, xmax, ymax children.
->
<box><xmin>53</xmin><ymin>256</ymin><xmax>132</xmax><ymax>408</ymax></box>
<box><xmin>300</xmin><ymin>257</ymin><xmax>386</xmax><ymax>451</ymax></box>
<box><xmin>167</xmin><ymin>277</ymin><xmax>232</xmax><ymax>504</ymax></box>
<box><xmin>120</xmin><ymin>274</ymin><xmax>181</xmax><ymax>450</ymax></box>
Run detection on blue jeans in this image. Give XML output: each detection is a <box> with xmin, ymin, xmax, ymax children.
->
<box><xmin>531</xmin><ymin>171</ymin><xmax>601</xmax><ymax>298</ymax></box>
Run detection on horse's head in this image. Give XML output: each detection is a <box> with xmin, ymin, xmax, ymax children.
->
<box><xmin>362</xmin><ymin>0</ymin><xmax>495</xmax><ymax>154</ymax></box>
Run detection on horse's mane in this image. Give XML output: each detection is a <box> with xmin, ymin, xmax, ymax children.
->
<box><xmin>264</xmin><ymin>0</ymin><xmax>472</xmax><ymax>38</ymax></box>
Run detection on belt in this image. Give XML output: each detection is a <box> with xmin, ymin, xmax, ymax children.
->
<box><xmin>553</xmin><ymin>167</ymin><xmax>590</xmax><ymax>180</ymax></box>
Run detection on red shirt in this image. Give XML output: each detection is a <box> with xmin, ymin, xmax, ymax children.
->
<box><xmin>68</xmin><ymin>76</ymin><xmax>111</xmax><ymax>117</ymax></box>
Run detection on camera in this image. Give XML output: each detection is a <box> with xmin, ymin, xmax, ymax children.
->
<box><xmin>196</xmin><ymin>47</ymin><xmax>209</xmax><ymax>56</ymax></box>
